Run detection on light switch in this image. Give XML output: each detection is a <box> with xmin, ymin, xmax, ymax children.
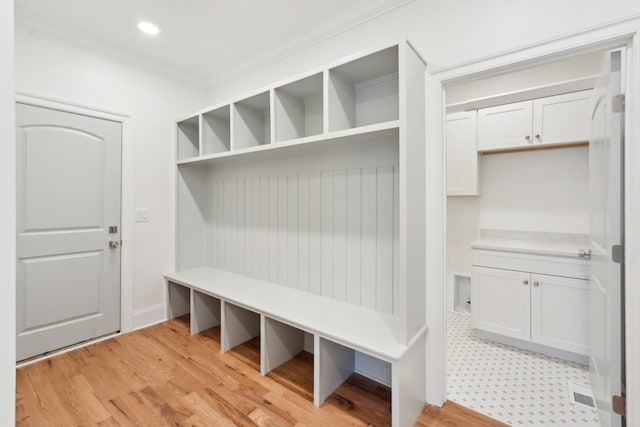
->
<box><xmin>135</xmin><ymin>208</ymin><xmax>151</xmax><ymax>222</ymax></box>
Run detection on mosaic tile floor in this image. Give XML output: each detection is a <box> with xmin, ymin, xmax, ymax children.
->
<box><xmin>447</xmin><ymin>311</ymin><xmax>600</xmax><ymax>426</ymax></box>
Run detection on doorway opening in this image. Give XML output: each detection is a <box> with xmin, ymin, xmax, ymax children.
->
<box><xmin>442</xmin><ymin>48</ymin><xmax>624</xmax><ymax>426</ymax></box>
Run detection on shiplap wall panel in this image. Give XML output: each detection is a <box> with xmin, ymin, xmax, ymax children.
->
<box><xmin>333</xmin><ymin>170</ymin><xmax>347</xmax><ymax>302</ymax></box>
<box><xmin>207</xmin><ymin>164</ymin><xmax>398</xmax><ymax>314</ymax></box>
<box><xmin>346</xmin><ymin>169</ymin><xmax>362</xmax><ymax>305</ymax></box>
<box><xmin>268</xmin><ymin>176</ymin><xmax>278</xmax><ymax>283</ymax></box>
<box><xmin>376</xmin><ymin>166</ymin><xmax>394</xmax><ymax>313</ymax></box>
<box><xmin>361</xmin><ymin>167</ymin><xmax>377</xmax><ymax>310</ymax></box>
<box><xmin>287</xmin><ymin>175</ymin><xmax>298</xmax><ymax>289</ymax></box>
<box><xmin>308</xmin><ymin>171</ymin><xmax>322</xmax><ymax>295</ymax></box>
<box><xmin>320</xmin><ymin>170</ymin><xmax>334</xmax><ymax>298</ymax></box>
<box><xmin>298</xmin><ymin>172</ymin><xmax>310</xmax><ymax>292</ymax></box>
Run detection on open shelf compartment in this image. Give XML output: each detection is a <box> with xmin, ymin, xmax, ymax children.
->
<box><xmin>177</xmin><ymin>115</ymin><xmax>200</xmax><ymax>160</ymax></box>
<box><xmin>233</xmin><ymin>91</ymin><xmax>271</xmax><ymax>149</ymax></box>
<box><xmin>317</xmin><ymin>336</ymin><xmax>392</xmax><ymax>425</ymax></box>
<box><xmin>274</xmin><ymin>73</ymin><xmax>324</xmax><ymax>142</ymax></box>
<box><xmin>262</xmin><ymin>317</ymin><xmax>315</xmax><ymax>401</ymax></box>
<box><xmin>329</xmin><ymin>46</ymin><xmax>399</xmax><ymax>132</ymax></box>
<box><xmin>202</xmin><ymin>106</ymin><xmax>231</xmax><ymax>155</ymax></box>
<box><xmin>191</xmin><ymin>290</ymin><xmax>221</xmax><ymax>339</ymax></box>
<box><xmin>222</xmin><ymin>301</ymin><xmax>261</xmax><ymax>371</ymax></box>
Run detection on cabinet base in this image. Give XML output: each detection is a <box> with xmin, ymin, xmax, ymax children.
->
<box><xmin>473</xmin><ymin>329</ymin><xmax>588</xmax><ymax>365</ymax></box>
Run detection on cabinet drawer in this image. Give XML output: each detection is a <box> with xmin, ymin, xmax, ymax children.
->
<box><xmin>472</xmin><ymin>250</ymin><xmax>589</xmax><ymax>279</ymax></box>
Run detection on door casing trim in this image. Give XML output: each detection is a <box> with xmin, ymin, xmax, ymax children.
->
<box><xmin>15</xmin><ymin>91</ymin><xmax>135</xmax><ymax>334</ymax></box>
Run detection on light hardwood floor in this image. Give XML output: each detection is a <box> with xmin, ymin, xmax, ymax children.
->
<box><xmin>16</xmin><ymin>316</ymin><xmax>507</xmax><ymax>426</ymax></box>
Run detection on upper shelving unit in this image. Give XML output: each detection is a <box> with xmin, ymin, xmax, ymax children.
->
<box><xmin>175</xmin><ymin>43</ymin><xmax>405</xmax><ymax>166</ymax></box>
<box><xmin>176</xmin><ymin>115</ymin><xmax>199</xmax><ymax>160</ymax></box>
<box><xmin>329</xmin><ymin>45</ymin><xmax>399</xmax><ymax>132</ymax></box>
<box><xmin>233</xmin><ymin>91</ymin><xmax>271</xmax><ymax>149</ymax></box>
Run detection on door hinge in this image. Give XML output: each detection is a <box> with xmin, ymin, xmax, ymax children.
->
<box><xmin>612</xmin><ymin>94</ymin><xmax>625</xmax><ymax>113</ymax></box>
<box><xmin>612</xmin><ymin>244</ymin><xmax>624</xmax><ymax>264</ymax></box>
<box><xmin>612</xmin><ymin>395</ymin><xmax>626</xmax><ymax>416</ymax></box>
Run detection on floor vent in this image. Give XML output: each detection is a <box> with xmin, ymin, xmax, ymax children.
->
<box><xmin>568</xmin><ymin>381</ymin><xmax>596</xmax><ymax>409</ymax></box>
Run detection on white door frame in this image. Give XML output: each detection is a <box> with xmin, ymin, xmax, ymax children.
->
<box><xmin>15</xmin><ymin>91</ymin><xmax>135</xmax><ymax>334</ymax></box>
<box><xmin>425</xmin><ymin>16</ymin><xmax>640</xmax><ymax>426</ymax></box>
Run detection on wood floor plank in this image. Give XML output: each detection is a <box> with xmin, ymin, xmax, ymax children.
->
<box><xmin>16</xmin><ymin>315</ymin><xmax>507</xmax><ymax>427</ymax></box>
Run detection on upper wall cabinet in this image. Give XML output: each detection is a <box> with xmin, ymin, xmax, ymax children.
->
<box><xmin>477</xmin><ymin>90</ymin><xmax>591</xmax><ymax>152</ymax></box>
<box><xmin>446</xmin><ymin>111</ymin><xmax>479</xmax><ymax>196</ymax></box>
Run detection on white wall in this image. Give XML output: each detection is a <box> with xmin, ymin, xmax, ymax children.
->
<box><xmin>1</xmin><ymin>0</ymin><xmax>16</xmax><ymax>424</ymax></box>
<box><xmin>15</xmin><ymin>29</ymin><xmax>208</xmax><ymax>328</ymax></box>
<box><xmin>205</xmin><ymin>0</ymin><xmax>640</xmax><ymax>104</ymax></box>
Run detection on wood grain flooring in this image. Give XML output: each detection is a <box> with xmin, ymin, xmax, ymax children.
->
<box><xmin>16</xmin><ymin>316</ymin><xmax>508</xmax><ymax>426</ymax></box>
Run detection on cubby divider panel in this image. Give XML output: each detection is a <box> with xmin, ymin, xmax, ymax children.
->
<box><xmin>202</xmin><ymin>106</ymin><xmax>231</xmax><ymax>155</ymax></box>
<box><xmin>274</xmin><ymin>73</ymin><xmax>323</xmax><ymax>142</ymax></box>
<box><xmin>233</xmin><ymin>91</ymin><xmax>271</xmax><ymax>149</ymax></box>
<box><xmin>177</xmin><ymin>115</ymin><xmax>200</xmax><ymax>160</ymax></box>
<box><xmin>329</xmin><ymin>46</ymin><xmax>399</xmax><ymax>132</ymax></box>
<box><xmin>191</xmin><ymin>291</ymin><xmax>221</xmax><ymax>336</ymax></box>
<box><xmin>167</xmin><ymin>281</ymin><xmax>190</xmax><ymax>319</ymax></box>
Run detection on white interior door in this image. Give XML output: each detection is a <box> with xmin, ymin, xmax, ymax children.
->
<box><xmin>16</xmin><ymin>103</ymin><xmax>122</xmax><ymax>361</ymax></box>
<box><xmin>588</xmin><ymin>50</ymin><xmax>625</xmax><ymax>427</ymax></box>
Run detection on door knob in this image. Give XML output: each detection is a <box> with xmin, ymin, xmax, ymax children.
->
<box><xmin>109</xmin><ymin>241</ymin><xmax>120</xmax><ymax>249</ymax></box>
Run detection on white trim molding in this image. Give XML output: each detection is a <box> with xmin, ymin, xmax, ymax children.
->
<box><xmin>132</xmin><ymin>304</ymin><xmax>167</xmax><ymax>331</ymax></box>
<box><xmin>14</xmin><ymin>91</ymin><xmax>136</xmax><ymax>335</ymax></box>
<box><xmin>425</xmin><ymin>15</ymin><xmax>640</xmax><ymax>427</ymax></box>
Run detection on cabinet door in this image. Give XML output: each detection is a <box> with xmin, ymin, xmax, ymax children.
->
<box><xmin>530</xmin><ymin>273</ymin><xmax>589</xmax><ymax>355</ymax></box>
<box><xmin>477</xmin><ymin>100</ymin><xmax>532</xmax><ymax>152</ymax></box>
<box><xmin>446</xmin><ymin>111</ymin><xmax>479</xmax><ymax>196</ymax></box>
<box><xmin>471</xmin><ymin>266</ymin><xmax>530</xmax><ymax>340</ymax></box>
<box><xmin>532</xmin><ymin>90</ymin><xmax>591</xmax><ymax>147</ymax></box>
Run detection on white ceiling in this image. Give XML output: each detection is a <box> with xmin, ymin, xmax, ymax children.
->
<box><xmin>15</xmin><ymin>0</ymin><xmax>412</xmax><ymax>88</ymax></box>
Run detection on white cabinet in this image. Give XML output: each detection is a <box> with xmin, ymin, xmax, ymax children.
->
<box><xmin>446</xmin><ymin>111</ymin><xmax>480</xmax><ymax>196</ymax></box>
<box><xmin>471</xmin><ymin>249</ymin><xmax>589</xmax><ymax>359</ymax></box>
<box><xmin>477</xmin><ymin>100</ymin><xmax>532</xmax><ymax>152</ymax></box>
<box><xmin>530</xmin><ymin>273</ymin><xmax>589</xmax><ymax>355</ymax></box>
<box><xmin>471</xmin><ymin>266</ymin><xmax>530</xmax><ymax>340</ymax></box>
<box><xmin>477</xmin><ymin>90</ymin><xmax>591</xmax><ymax>152</ymax></box>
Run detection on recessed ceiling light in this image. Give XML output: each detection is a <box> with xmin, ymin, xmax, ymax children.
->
<box><xmin>138</xmin><ymin>21</ymin><xmax>160</xmax><ymax>35</ymax></box>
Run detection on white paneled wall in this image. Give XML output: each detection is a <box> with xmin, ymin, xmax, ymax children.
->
<box><xmin>205</xmin><ymin>165</ymin><xmax>399</xmax><ymax>314</ymax></box>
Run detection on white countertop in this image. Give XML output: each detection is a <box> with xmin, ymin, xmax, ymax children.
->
<box><xmin>471</xmin><ymin>229</ymin><xmax>590</xmax><ymax>258</ymax></box>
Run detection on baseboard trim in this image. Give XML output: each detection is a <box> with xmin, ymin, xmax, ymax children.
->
<box><xmin>132</xmin><ymin>303</ymin><xmax>167</xmax><ymax>331</ymax></box>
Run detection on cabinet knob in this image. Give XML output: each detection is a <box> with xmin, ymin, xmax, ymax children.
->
<box><xmin>524</xmin><ymin>135</ymin><xmax>531</xmax><ymax>141</ymax></box>
<box><xmin>535</xmin><ymin>134</ymin><xmax>541</xmax><ymax>140</ymax></box>
<box><xmin>533</xmin><ymin>281</ymin><xmax>540</xmax><ymax>287</ymax></box>
<box><xmin>523</xmin><ymin>279</ymin><xmax>529</xmax><ymax>285</ymax></box>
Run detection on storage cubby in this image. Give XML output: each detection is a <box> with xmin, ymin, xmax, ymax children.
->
<box><xmin>233</xmin><ymin>91</ymin><xmax>271</xmax><ymax>149</ymax></box>
<box><xmin>202</xmin><ymin>106</ymin><xmax>231</xmax><ymax>155</ymax></box>
<box><xmin>262</xmin><ymin>317</ymin><xmax>314</xmax><ymax>401</ymax></box>
<box><xmin>222</xmin><ymin>301</ymin><xmax>261</xmax><ymax>370</ymax></box>
<box><xmin>329</xmin><ymin>46</ymin><xmax>399</xmax><ymax>131</ymax></box>
<box><xmin>274</xmin><ymin>73</ymin><xmax>323</xmax><ymax>142</ymax></box>
<box><xmin>167</xmin><ymin>281</ymin><xmax>190</xmax><ymax>319</ymax></box>
<box><xmin>190</xmin><ymin>290</ymin><xmax>221</xmax><ymax>336</ymax></box>
<box><xmin>317</xmin><ymin>337</ymin><xmax>392</xmax><ymax>424</ymax></box>
<box><xmin>177</xmin><ymin>115</ymin><xmax>200</xmax><ymax>160</ymax></box>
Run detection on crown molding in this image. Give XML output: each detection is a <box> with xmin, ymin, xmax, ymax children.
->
<box><xmin>205</xmin><ymin>0</ymin><xmax>416</xmax><ymax>90</ymax></box>
<box><xmin>15</xmin><ymin>11</ymin><xmax>208</xmax><ymax>89</ymax></box>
